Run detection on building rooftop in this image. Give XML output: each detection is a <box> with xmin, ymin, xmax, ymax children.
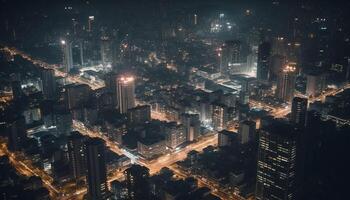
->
<box><xmin>261</xmin><ymin>120</ymin><xmax>299</xmax><ymax>139</ymax></box>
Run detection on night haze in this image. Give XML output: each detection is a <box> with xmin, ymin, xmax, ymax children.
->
<box><xmin>1</xmin><ymin>0</ymin><xmax>350</xmax><ymax>200</ymax></box>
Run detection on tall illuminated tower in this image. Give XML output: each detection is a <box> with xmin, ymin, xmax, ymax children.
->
<box><xmin>67</xmin><ymin>132</ymin><xmax>87</xmax><ymax>180</ymax></box>
<box><xmin>256</xmin><ymin>120</ymin><xmax>299</xmax><ymax>200</ymax></box>
<box><xmin>276</xmin><ymin>64</ymin><xmax>297</xmax><ymax>102</ymax></box>
<box><xmin>61</xmin><ymin>39</ymin><xmax>73</xmax><ymax>73</ymax></box>
<box><xmin>194</xmin><ymin>14</ymin><xmax>198</xmax><ymax>25</ymax></box>
<box><xmin>116</xmin><ymin>75</ymin><xmax>136</xmax><ymax>113</ymax></box>
<box><xmin>88</xmin><ymin>16</ymin><xmax>94</xmax><ymax>32</ymax></box>
<box><xmin>290</xmin><ymin>97</ymin><xmax>308</xmax><ymax>127</ymax></box>
<box><xmin>86</xmin><ymin>138</ymin><xmax>108</xmax><ymax>200</ymax></box>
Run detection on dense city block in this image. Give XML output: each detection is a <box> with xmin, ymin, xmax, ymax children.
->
<box><xmin>1</xmin><ymin>0</ymin><xmax>350</xmax><ymax>200</ymax></box>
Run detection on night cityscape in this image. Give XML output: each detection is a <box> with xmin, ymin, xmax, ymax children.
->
<box><xmin>1</xmin><ymin>0</ymin><xmax>350</xmax><ymax>199</ymax></box>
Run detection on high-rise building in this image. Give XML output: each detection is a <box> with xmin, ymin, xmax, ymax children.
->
<box><xmin>110</xmin><ymin>180</ymin><xmax>128</xmax><ymax>200</ymax></box>
<box><xmin>256</xmin><ymin>120</ymin><xmax>299</xmax><ymax>200</ymax></box>
<box><xmin>88</xmin><ymin>16</ymin><xmax>94</xmax><ymax>32</ymax></box>
<box><xmin>23</xmin><ymin>106</ymin><xmax>41</xmax><ymax>125</ymax></box>
<box><xmin>54</xmin><ymin>108</ymin><xmax>73</xmax><ymax>136</ymax></box>
<box><xmin>105</xmin><ymin>119</ymin><xmax>127</xmax><ymax>145</ymax></box>
<box><xmin>212</xmin><ymin>103</ymin><xmax>228</xmax><ymax>131</ymax></box>
<box><xmin>180</xmin><ymin>113</ymin><xmax>200</xmax><ymax>142</ymax></box>
<box><xmin>193</xmin><ymin>14</ymin><xmax>198</xmax><ymax>25</ymax></box>
<box><xmin>220</xmin><ymin>40</ymin><xmax>242</xmax><ymax>75</ymax></box>
<box><xmin>164</xmin><ymin>122</ymin><xmax>186</xmax><ymax>149</ymax></box>
<box><xmin>124</xmin><ymin>165</ymin><xmax>150</xmax><ymax>200</ymax></box>
<box><xmin>239</xmin><ymin>78</ymin><xmax>250</xmax><ymax>105</ymax></box>
<box><xmin>246</xmin><ymin>46</ymin><xmax>258</xmax><ymax>73</ymax></box>
<box><xmin>117</xmin><ymin>75</ymin><xmax>136</xmax><ymax>113</ymax></box>
<box><xmin>11</xmin><ymin>80</ymin><xmax>23</xmax><ymax>100</ymax></box>
<box><xmin>257</xmin><ymin>42</ymin><xmax>271</xmax><ymax>82</ymax></box>
<box><xmin>346</xmin><ymin>58</ymin><xmax>350</xmax><ymax>82</ymax></box>
<box><xmin>105</xmin><ymin>72</ymin><xmax>118</xmax><ymax>108</ymax></box>
<box><xmin>269</xmin><ymin>54</ymin><xmax>286</xmax><ymax>81</ymax></box>
<box><xmin>199</xmin><ymin>100</ymin><xmax>212</xmax><ymax>123</ymax></box>
<box><xmin>271</xmin><ymin>37</ymin><xmax>286</xmax><ymax>56</ymax></box>
<box><xmin>65</xmin><ymin>84</ymin><xmax>91</xmax><ymax>110</ymax></box>
<box><xmin>85</xmin><ymin>138</ymin><xmax>108</xmax><ymax>200</ymax></box>
<box><xmin>41</xmin><ymin>68</ymin><xmax>57</xmax><ymax>100</ymax></box>
<box><xmin>79</xmin><ymin>40</ymin><xmax>84</xmax><ymax>66</ymax></box>
<box><xmin>238</xmin><ymin>120</ymin><xmax>256</xmax><ymax>144</ymax></box>
<box><xmin>127</xmin><ymin>105</ymin><xmax>151</xmax><ymax>125</ymax></box>
<box><xmin>61</xmin><ymin>39</ymin><xmax>73</xmax><ymax>73</ymax></box>
<box><xmin>221</xmin><ymin>93</ymin><xmax>236</xmax><ymax>107</ymax></box>
<box><xmin>218</xmin><ymin>130</ymin><xmax>238</xmax><ymax>147</ymax></box>
<box><xmin>305</xmin><ymin>72</ymin><xmax>326</xmax><ymax>97</ymax></box>
<box><xmin>276</xmin><ymin>64</ymin><xmax>297</xmax><ymax>102</ymax></box>
<box><xmin>100</xmin><ymin>36</ymin><xmax>113</xmax><ymax>66</ymax></box>
<box><xmin>7</xmin><ymin>116</ymin><xmax>27</xmax><ymax>151</ymax></box>
<box><xmin>290</xmin><ymin>97</ymin><xmax>308</xmax><ymax>127</ymax></box>
<box><xmin>67</xmin><ymin>132</ymin><xmax>87</xmax><ymax>180</ymax></box>
<box><xmin>137</xmin><ymin>139</ymin><xmax>166</xmax><ymax>160</ymax></box>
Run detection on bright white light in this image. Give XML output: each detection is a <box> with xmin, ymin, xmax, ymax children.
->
<box><xmin>119</xmin><ymin>76</ymin><xmax>134</xmax><ymax>84</ymax></box>
<box><xmin>61</xmin><ymin>40</ymin><xmax>66</xmax><ymax>45</ymax></box>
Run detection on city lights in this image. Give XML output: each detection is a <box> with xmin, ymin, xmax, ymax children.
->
<box><xmin>1</xmin><ymin>1</ymin><xmax>349</xmax><ymax>200</ymax></box>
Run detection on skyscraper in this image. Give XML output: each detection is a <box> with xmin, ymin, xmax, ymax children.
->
<box><xmin>105</xmin><ymin>72</ymin><xmax>118</xmax><ymax>108</ymax></box>
<box><xmin>271</xmin><ymin>37</ymin><xmax>286</xmax><ymax>56</ymax></box>
<box><xmin>124</xmin><ymin>165</ymin><xmax>150</xmax><ymax>200</ymax></box>
<box><xmin>7</xmin><ymin>116</ymin><xmax>27</xmax><ymax>151</ymax></box>
<box><xmin>11</xmin><ymin>80</ymin><xmax>23</xmax><ymax>100</ymax></box>
<box><xmin>61</xmin><ymin>39</ymin><xmax>73</xmax><ymax>73</ymax></box>
<box><xmin>88</xmin><ymin>16</ymin><xmax>94</xmax><ymax>32</ymax></box>
<box><xmin>256</xmin><ymin>120</ymin><xmax>299</xmax><ymax>200</ymax></box>
<box><xmin>305</xmin><ymin>72</ymin><xmax>326</xmax><ymax>97</ymax></box>
<box><xmin>276</xmin><ymin>64</ymin><xmax>297</xmax><ymax>102</ymax></box>
<box><xmin>164</xmin><ymin>122</ymin><xmax>186</xmax><ymax>149</ymax></box>
<box><xmin>41</xmin><ymin>68</ymin><xmax>57</xmax><ymax>100</ymax></box>
<box><xmin>100</xmin><ymin>36</ymin><xmax>113</xmax><ymax>66</ymax></box>
<box><xmin>346</xmin><ymin>58</ymin><xmax>350</xmax><ymax>82</ymax></box>
<box><xmin>85</xmin><ymin>138</ymin><xmax>108</xmax><ymax>200</ymax></box>
<box><xmin>127</xmin><ymin>105</ymin><xmax>151</xmax><ymax>125</ymax></box>
<box><xmin>239</xmin><ymin>78</ymin><xmax>250</xmax><ymax>105</ymax></box>
<box><xmin>211</xmin><ymin>103</ymin><xmax>227</xmax><ymax>131</ymax></box>
<box><xmin>220</xmin><ymin>40</ymin><xmax>242</xmax><ymax>75</ymax></box>
<box><xmin>67</xmin><ymin>132</ymin><xmax>87</xmax><ymax>180</ymax></box>
<box><xmin>218</xmin><ymin>130</ymin><xmax>238</xmax><ymax>147</ymax></box>
<box><xmin>269</xmin><ymin>54</ymin><xmax>286</xmax><ymax>81</ymax></box>
<box><xmin>257</xmin><ymin>42</ymin><xmax>271</xmax><ymax>82</ymax></box>
<box><xmin>79</xmin><ymin>40</ymin><xmax>85</xmax><ymax>66</ymax></box>
<box><xmin>117</xmin><ymin>75</ymin><xmax>136</xmax><ymax>113</ymax></box>
<box><xmin>238</xmin><ymin>120</ymin><xmax>256</xmax><ymax>144</ymax></box>
<box><xmin>180</xmin><ymin>113</ymin><xmax>200</xmax><ymax>142</ymax></box>
<box><xmin>290</xmin><ymin>97</ymin><xmax>308</xmax><ymax>127</ymax></box>
<box><xmin>65</xmin><ymin>84</ymin><xmax>91</xmax><ymax>110</ymax></box>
